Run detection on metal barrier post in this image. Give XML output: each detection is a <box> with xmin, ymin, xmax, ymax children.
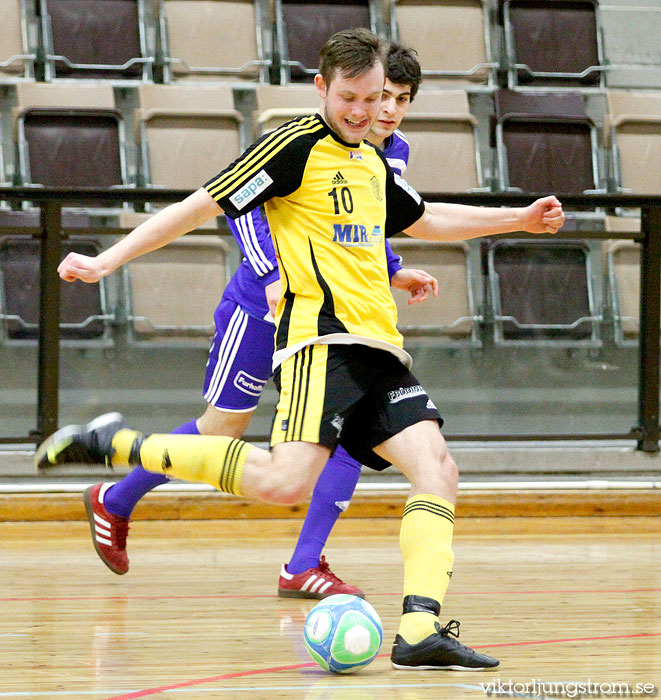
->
<box><xmin>637</xmin><ymin>205</ymin><xmax>661</xmax><ymax>452</ymax></box>
<box><xmin>36</xmin><ymin>201</ymin><xmax>62</xmax><ymax>441</ymax></box>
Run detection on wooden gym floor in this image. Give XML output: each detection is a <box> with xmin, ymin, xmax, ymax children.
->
<box><xmin>0</xmin><ymin>514</ymin><xmax>659</xmax><ymax>700</ymax></box>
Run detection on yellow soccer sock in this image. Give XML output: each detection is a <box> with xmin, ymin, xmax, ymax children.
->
<box><xmin>111</xmin><ymin>429</ymin><xmax>143</xmax><ymax>467</ymax></box>
<box><xmin>398</xmin><ymin>493</ymin><xmax>455</xmax><ymax>644</ymax></box>
<box><xmin>111</xmin><ymin>431</ymin><xmax>250</xmax><ymax>496</ymax></box>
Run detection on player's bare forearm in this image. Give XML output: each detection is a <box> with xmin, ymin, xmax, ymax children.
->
<box><xmin>58</xmin><ymin>188</ymin><xmax>223</xmax><ymax>282</ymax></box>
<box><xmin>102</xmin><ymin>189</ymin><xmax>222</xmax><ymax>272</ymax></box>
<box><xmin>404</xmin><ymin>196</ymin><xmax>565</xmax><ymax>242</ymax></box>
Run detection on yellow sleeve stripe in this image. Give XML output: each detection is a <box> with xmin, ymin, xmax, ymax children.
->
<box><xmin>206</xmin><ymin>116</ymin><xmax>324</xmax><ymax>200</ymax></box>
<box><xmin>205</xmin><ymin>115</ymin><xmax>319</xmax><ymax>192</ymax></box>
<box><xmin>206</xmin><ymin>116</ymin><xmax>323</xmax><ymax>198</ymax></box>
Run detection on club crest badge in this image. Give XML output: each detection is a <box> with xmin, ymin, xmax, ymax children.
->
<box><xmin>371</xmin><ymin>176</ymin><xmax>383</xmax><ymax>201</ymax></box>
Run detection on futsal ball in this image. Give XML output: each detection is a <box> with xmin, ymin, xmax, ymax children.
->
<box><xmin>303</xmin><ymin>594</ymin><xmax>383</xmax><ymax>674</ymax></box>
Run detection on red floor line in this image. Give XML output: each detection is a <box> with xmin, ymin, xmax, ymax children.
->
<box><xmin>101</xmin><ymin>662</ymin><xmax>319</xmax><ymax>700</ymax></box>
<box><xmin>3</xmin><ymin>587</ymin><xmax>660</xmax><ymax>603</ymax></box>
<box><xmin>100</xmin><ymin>632</ymin><xmax>661</xmax><ymax>700</ymax></box>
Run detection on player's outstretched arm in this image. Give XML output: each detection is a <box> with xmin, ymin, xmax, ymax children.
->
<box><xmin>58</xmin><ymin>188</ymin><xmax>223</xmax><ymax>283</ymax></box>
<box><xmin>403</xmin><ymin>195</ymin><xmax>565</xmax><ymax>242</ymax></box>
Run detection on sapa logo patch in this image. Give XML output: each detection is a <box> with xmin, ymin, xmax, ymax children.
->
<box><xmin>229</xmin><ymin>169</ymin><xmax>274</xmax><ymax>210</ymax></box>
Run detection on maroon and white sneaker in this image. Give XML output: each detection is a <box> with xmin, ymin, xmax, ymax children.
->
<box><xmin>83</xmin><ymin>483</ymin><xmax>129</xmax><ymax>575</ymax></box>
<box><xmin>278</xmin><ymin>556</ymin><xmax>365</xmax><ymax>599</ymax></box>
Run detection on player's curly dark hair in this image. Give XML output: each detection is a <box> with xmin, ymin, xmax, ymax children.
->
<box><xmin>386</xmin><ymin>43</ymin><xmax>422</xmax><ymax>102</ymax></box>
<box><xmin>319</xmin><ymin>28</ymin><xmax>386</xmax><ymax>86</ymax></box>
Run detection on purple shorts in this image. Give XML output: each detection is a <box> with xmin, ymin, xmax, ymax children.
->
<box><xmin>203</xmin><ymin>298</ymin><xmax>275</xmax><ymax>412</ymax></box>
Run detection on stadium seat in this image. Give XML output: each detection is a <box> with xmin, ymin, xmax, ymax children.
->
<box><xmin>13</xmin><ymin>83</ymin><xmax>131</xmax><ymax>207</ymax></box>
<box><xmin>390</xmin><ymin>237</ymin><xmax>482</xmax><ymax>347</ymax></box>
<box><xmin>399</xmin><ymin>89</ymin><xmax>485</xmax><ymax>193</ymax></box>
<box><xmin>136</xmin><ymin>84</ymin><xmax>244</xmax><ymax>190</ymax></box>
<box><xmin>274</xmin><ymin>0</ymin><xmax>379</xmax><ymax>84</ymax></box>
<box><xmin>605</xmin><ymin>90</ymin><xmax>661</xmax><ymax>196</ymax></box>
<box><xmin>0</xmin><ymin>0</ymin><xmax>37</xmax><ymax>83</ymax></box>
<box><xmin>0</xmin><ymin>210</ymin><xmax>113</xmax><ymax>344</ymax></box>
<box><xmin>119</xmin><ymin>212</ymin><xmax>230</xmax><ymax>344</ymax></box>
<box><xmin>499</xmin><ymin>0</ymin><xmax>603</xmax><ymax>90</ymax></box>
<box><xmin>253</xmin><ymin>84</ymin><xmax>319</xmax><ymax>135</ymax></box>
<box><xmin>487</xmin><ymin>239</ymin><xmax>602</xmax><ymax>347</ymax></box>
<box><xmin>38</xmin><ymin>0</ymin><xmax>154</xmax><ymax>82</ymax></box>
<box><xmin>601</xmin><ymin>0</ymin><xmax>661</xmax><ymax>89</ymax></box>
<box><xmin>157</xmin><ymin>0</ymin><xmax>271</xmax><ymax>83</ymax></box>
<box><xmin>491</xmin><ymin>89</ymin><xmax>603</xmax><ymax>197</ymax></box>
<box><xmin>389</xmin><ymin>0</ymin><xmax>496</xmax><ymax>88</ymax></box>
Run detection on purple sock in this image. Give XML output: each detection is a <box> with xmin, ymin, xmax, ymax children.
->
<box><xmin>104</xmin><ymin>419</ymin><xmax>200</xmax><ymax>518</ymax></box>
<box><xmin>286</xmin><ymin>445</ymin><xmax>361</xmax><ymax>575</ymax></box>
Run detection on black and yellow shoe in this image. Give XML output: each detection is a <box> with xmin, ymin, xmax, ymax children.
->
<box><xmin>35</xmin><ymin>412</ymin><xmax>126</xmax><ymax>469</ymax></box>
<box><xmin>391</xmin><ymin>620</ymin><xmax>500</xmax><ymax>671</ymax></box>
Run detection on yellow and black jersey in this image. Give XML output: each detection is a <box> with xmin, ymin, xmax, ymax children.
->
<box><xmin>204</xmin><ymin>113</ymin><xmax>425</xmax><ymax>368</ymax></box>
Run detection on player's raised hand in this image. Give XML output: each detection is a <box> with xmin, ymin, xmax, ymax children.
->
<box><xmin>391</xmin><ymin>268</ymin><xmax>439</xmax><ymax>305</ymax></box>
<box><xmin>58</xmin><ymin>252</ymin><xmax>106</xmax><ymax>283</ymax></box>
<box><xmin>523</xmin><ymin>195</ymin><xmax>565</xmax><ymax>234</ymax></box>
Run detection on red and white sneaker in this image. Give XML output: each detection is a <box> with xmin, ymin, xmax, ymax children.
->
<box><xmin>278</xmin><ymin>556</ymin><xmax>365</xmax><ymax>599</ymax></box>
<box><xmin>83</xmin><ymin>483</ymin><xmax>129</xmax><ymax>575</ymax></box>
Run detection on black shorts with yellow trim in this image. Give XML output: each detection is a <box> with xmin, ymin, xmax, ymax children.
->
<box><xmin>271</xmin><ymin>343</ymin><xmax>443</xmax><ymax>471</ymax></box>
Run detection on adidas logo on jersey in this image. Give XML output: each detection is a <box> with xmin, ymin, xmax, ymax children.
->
<box><xmin>331</xmin><ymin>171</ymin><xmax>348</xmax><ymax>185</ymax></box>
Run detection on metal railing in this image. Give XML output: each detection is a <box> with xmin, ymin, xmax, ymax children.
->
<box><xmin>0</xmin><ymin>187</ymin><xmax>659</xmax><ymax>452</ymax></box>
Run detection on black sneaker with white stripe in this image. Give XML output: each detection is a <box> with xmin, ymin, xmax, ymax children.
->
<box><xmin>391</xmin><ymin>619</ymin><xmax>499</xmax><ymax>671</ymax></box>
<box><xmin>35</xmin><ymin>412</ymin><xmax>126</xmax><ymax>469</ymax></box>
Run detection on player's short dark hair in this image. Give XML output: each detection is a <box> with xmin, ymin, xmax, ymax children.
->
<box><xmin>319</xmin><ymin>28</ymin><xmax>386</xmax><ymax>86</ymax></box>
<box><xmin>386</xmin><ymin>43</ymin><xmax>422</xmax><ymax>102</ymax></box>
